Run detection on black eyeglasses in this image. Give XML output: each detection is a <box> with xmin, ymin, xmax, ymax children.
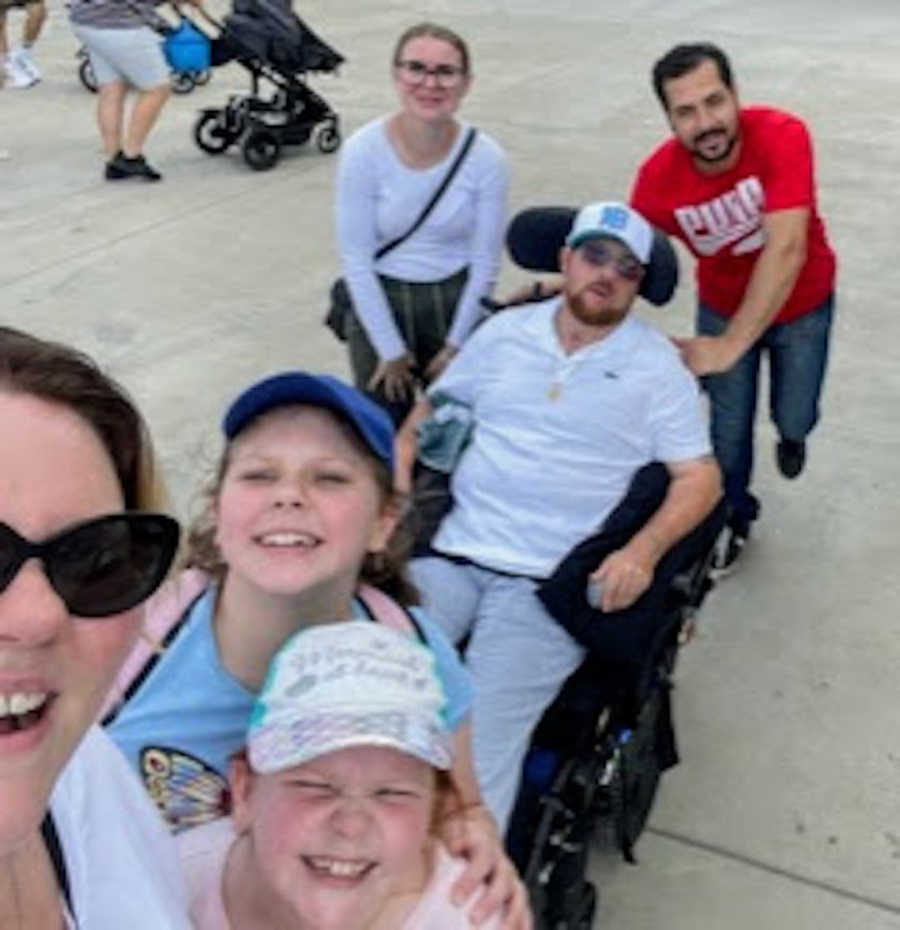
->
<box><xmin>579</xmin><ymin>239</ymin><xmax>645</xmax><ymax>282</ymax></box>
<box><xmin>394</xmin><ymin>59</ymin><xmax>466</xmax><ymax>89</ymax></box>
<box><xmin>0</xmin><ymin>513</ymin><xmax>180</xmax><ymax>618</ymax></box>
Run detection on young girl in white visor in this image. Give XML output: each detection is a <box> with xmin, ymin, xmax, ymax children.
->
<box><xmin>179</xmin><ymin>620</ymin><xmax>508</xmax><ymax>930</ymax></box>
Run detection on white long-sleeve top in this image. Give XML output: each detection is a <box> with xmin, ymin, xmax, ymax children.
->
<box><xmin>335</xmin><ymin>117</ymin><xmax>509</xmax><ymax>361</ymax></box>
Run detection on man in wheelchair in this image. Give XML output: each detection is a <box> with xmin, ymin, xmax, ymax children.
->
<box><xmin>395</xmin><ymin>201</ymin><xmax>722</xmax><ymax>838</ymax></box>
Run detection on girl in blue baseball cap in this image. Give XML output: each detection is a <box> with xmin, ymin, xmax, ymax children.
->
<box><xmin>102</xmin><ymin>370</ymin><xmax>530</xmax><ymax>930</ymax></box>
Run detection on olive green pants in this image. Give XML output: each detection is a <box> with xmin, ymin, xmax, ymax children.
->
<box><xmin>345</xmin><ymin>268</ymin><xmax>468</xmax><ymax>425</ymax></box>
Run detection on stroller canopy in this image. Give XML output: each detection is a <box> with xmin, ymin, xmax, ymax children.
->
<box><xmin>224</xmin><ymin>0</ymin><xmax>344</xmax><ymax>74</ymax></box>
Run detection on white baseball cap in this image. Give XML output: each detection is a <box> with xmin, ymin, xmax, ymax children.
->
<box><xmin>565</xmin><ymin>201</ymin><xmax>653</xmax><ymax>264</ymax></box>
<box><xmin>248</xmin><ymin>621</ymin><xmax>453</xmax><ymax>774</ymax></box>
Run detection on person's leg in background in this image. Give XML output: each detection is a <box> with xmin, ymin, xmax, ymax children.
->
<box><xmin>15</xmin><ymin>0</ymin><xmax>45</xmax><ymax>82</ymax></box>
<box><xmin>96</xmin><ymin>79</ymin><xmax>127</xmax><ymax>156</ymax></box>
<box><xmin>71</xmin><ymin>24</ymin><xmax>169</xmax><ymax>180</ymax></box>
<box><xmin>2</xmin><ymin>2</ymin><xmax>38</xmax><ymax>88</ymax></box>
<box><xmin>767</xmin><ymin>294</ymin><xmax>834</xmax><ymax>480</ymax></box>
<box><xmin>698</xmin><ymin>301</ymin><xmax>762</xmax><ymax>573</ymax></box>
<box><xmin>98</xmin><ymin>78</ymin><xmax>169</xmax><ymax>181</ymax></box>
<box><xmin>82</xmin><ymin>25</ymin><xmax>170</xmax><ymax>180</ymax></box>
<box><xmin>1</xmin><ymin>7</ymin><xmax>9</xmax><ymax>79</ymax></box>
<box><xmin>0</xmin><ymin>8</ymin><xmax>9</xmax><ymax>87</ymax></box>
<box><xmin>122</xmin><ymin>82</ymin><xmax>170</xmax><ymax>159</ymax></box>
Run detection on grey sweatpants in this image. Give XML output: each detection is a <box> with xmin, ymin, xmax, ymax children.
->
<box><xmin>410</xmin><ymin>556</ymin><xmax>585</xmax><ymax>832</ymax></box>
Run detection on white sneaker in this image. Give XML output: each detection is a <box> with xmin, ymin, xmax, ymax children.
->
<box><xmin>12</xmin><ymin>47</ymin><xmax>41</xmax><ymax>85</ymax></box>
<box><xmin>4</xmin><ymin>54</ymin><xmax>36</xmax><ymax>88</ymax></box>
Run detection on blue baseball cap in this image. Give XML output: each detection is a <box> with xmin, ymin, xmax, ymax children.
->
<box><xmin>222</xmin><ymin>372</ymin><xmax>395</xmax><ymax>470</ymax></box>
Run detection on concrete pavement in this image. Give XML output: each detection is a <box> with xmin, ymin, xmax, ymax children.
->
<box><xmin>2</xmin><ymin>1</ymin><xmax>898</xmax><ymax>926</ymax></box>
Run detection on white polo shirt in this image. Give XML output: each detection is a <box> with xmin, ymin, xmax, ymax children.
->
<box><xmin>429</xmin><ymin>300</ymin><xmax>711</xmax><ymax>578</ymax></box>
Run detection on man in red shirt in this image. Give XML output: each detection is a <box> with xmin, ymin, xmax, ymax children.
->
<box><xmin>630</xmin><ymin>42</ymin><xmax>836</xmax><ymax>573</ymax></box>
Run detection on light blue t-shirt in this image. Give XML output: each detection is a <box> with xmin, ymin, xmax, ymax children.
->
<box><xmin>107</xmin><ymin>586</ymin><xmax>472</xmax><ymax>832</ymax></box>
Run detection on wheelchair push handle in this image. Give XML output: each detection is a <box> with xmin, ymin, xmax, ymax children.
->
<box><xmin>480</xmin><ymin>281</ymin><xmax>554</xmax><ymax>314</ymax></box>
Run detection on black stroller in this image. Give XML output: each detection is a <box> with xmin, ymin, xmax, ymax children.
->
<box><xmin>480</xmin><ymin>208</ymin><xmax>726</xmax><ymax>929</ymax></box>
<box><xmin>192</xmin><ymin>0</ymin><xmax>343</xmax><ymax>170</ymax></box>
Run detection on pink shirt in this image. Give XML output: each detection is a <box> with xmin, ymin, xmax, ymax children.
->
<box><xmin>178</xmin><ymin>818</ymin><xmax>503</xmax><ymax>929</ymax></box>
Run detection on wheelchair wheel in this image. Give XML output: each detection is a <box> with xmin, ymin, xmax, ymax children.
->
<box><xmin>78</xmin><ymin>57</ymin><xmax>98</xmax><ymax>93</ymax></box>
<box><xmin>242</xmin><ymin>128</ymin><xmax>281</xmax><ymax>171</ymax></box>
<box><xmin>193</xmin><ymin>111</ymin><xmax>237</xmax><ymax>155</ymax></box>
<box><xmin>620</xmin><ymin>688</ymin><xmax>665</xmax><ymax>856</ymax></box>
<box><xmin>595</xmin><ymin>687</ymin><xmax>665</xmax><ymax>862</ymax></box>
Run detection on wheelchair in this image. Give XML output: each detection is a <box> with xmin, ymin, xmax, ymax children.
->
<box><xmin>486</xmin><ymin>206</ymin><xmax>725</xmax><ymax>929</ymax></box>
<box><xmin>505</xmin><ymin>504</ymin><xmax>723</xmax><ymax>930</ymax></box>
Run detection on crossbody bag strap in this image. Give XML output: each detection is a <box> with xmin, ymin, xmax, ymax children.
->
<box><xmin>41</xmin><ymin>811</ymin><xmax>75</xmax><ymax>924</ymax></box>
<box><xmin>374</xmin><ymin>126</ymin><xmax>478</xmax><ymax>261</ymax></box>
<box><xmin>355</xmin><ymin>584</ymin><xmax>428</xmax><ymax>644</ymax></box>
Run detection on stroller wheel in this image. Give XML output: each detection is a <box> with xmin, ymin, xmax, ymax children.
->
<box><xmin>242</xmin><ymin>129</ymin><xmax>281</xmax><ymax>171</ymax></box>
<box><xmin>316</xmin><ymin>124</ymin><xmax>341</xmax><ymax>154</ymax></box>
<box><xmin>171</xmin><ymin>71</ymin><xmax>197</xmax><ymax>95</ymax></box>
<box><xmin>78</xmin><ymin>57</ymin><xmax>98</xmax><ymax>93</ymax></box>
<box><xmin>193</xmin><ymin>112</ymin><xmax>236</xmax><ymax>155</ymax></box>
<box><xmin>191</xmin><ymin>68</ymin><xmax>212</xmax><ymax>86</ymax></box>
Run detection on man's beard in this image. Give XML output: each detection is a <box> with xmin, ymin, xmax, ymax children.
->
<box><xmin>690</xmin><ymin>126</ymin><xmax>739</xmax><ymax>164</ymax></box>
<box><xmin>566</xmin><ymin>288</ymin><xmax>630</xmax><ymax>328</ymax></box>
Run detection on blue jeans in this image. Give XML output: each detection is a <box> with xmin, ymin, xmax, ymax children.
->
<box><xmin>698</xmin><ymin>294</ymin><xmax>834</xmax><ymax>525</ymax></box>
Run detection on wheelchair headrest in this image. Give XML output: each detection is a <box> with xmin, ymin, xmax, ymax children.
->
<box><xmin>505</xmin><ymin>206</ymin><xmax>679</xmax><ymax>307</ymax></box>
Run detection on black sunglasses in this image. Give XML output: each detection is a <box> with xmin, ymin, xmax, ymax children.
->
<box><xmin>0</xmin><ymin>513</ymin><xmax>180</xmax><ymax>618</ymax></box>
<box><xmin>579</xmin><ymin>239</ymin><xmax>645</xmax><ymax>282</ymax></box>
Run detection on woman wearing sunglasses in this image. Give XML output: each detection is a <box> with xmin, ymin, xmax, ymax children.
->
<box><xmin>332</xmin><ymin>21</ymin><xmax>509</xmax><ymax>425</ymax></box>
<box><xmin>0</xmin><ymin>326</ymin><xmax>190</xmax><ymax>928</ymax></box>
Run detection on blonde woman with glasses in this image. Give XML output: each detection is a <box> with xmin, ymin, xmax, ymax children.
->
<box><xmin>332</xmin><ymin>22</ymin><xmax>509</xmax><ymax>425</ymax></box>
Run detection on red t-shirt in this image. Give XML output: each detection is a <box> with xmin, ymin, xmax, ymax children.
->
<box><xmin>630</xmin><ymin>106</ymin><xmax>835</xmax><ymax>322</ymax></box>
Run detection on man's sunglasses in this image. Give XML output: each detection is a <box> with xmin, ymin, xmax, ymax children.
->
<box><xmin>0</xmin><ymin>513</ymin><xmax>180</xmax><ymax>618</ymax></box>
<box><xmin>579</xmin><ymin>239</ymin><xmax>645</xmax><ymax>282</ymax></box>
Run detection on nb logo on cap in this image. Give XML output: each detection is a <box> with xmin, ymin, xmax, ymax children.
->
<box><xmin>600</xmin><ymin>206</ymin><xmax>629</xmax><ymax>231</ymax></box>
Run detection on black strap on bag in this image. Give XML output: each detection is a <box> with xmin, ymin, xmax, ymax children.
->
<box><xmin>41</xmin><ymin>811</ymin><xmax>76</xmax><ymax>924</ymax></box>
<box><xmin>374</xmin><ymin>126</ymin><xmax>478</xmax><ymax>260</ymax></box>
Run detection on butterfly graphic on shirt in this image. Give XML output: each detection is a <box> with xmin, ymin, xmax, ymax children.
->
<box><xmin>140</xmin><ymin>746</ymin><xmax>231</xmax><ymax>833</ymax></box>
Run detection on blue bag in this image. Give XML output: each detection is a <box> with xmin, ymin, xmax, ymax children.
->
<box><xmin>163</xmin><ymin>19</ymin><xmax>210</xmax><ymax>73</ymax></box>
